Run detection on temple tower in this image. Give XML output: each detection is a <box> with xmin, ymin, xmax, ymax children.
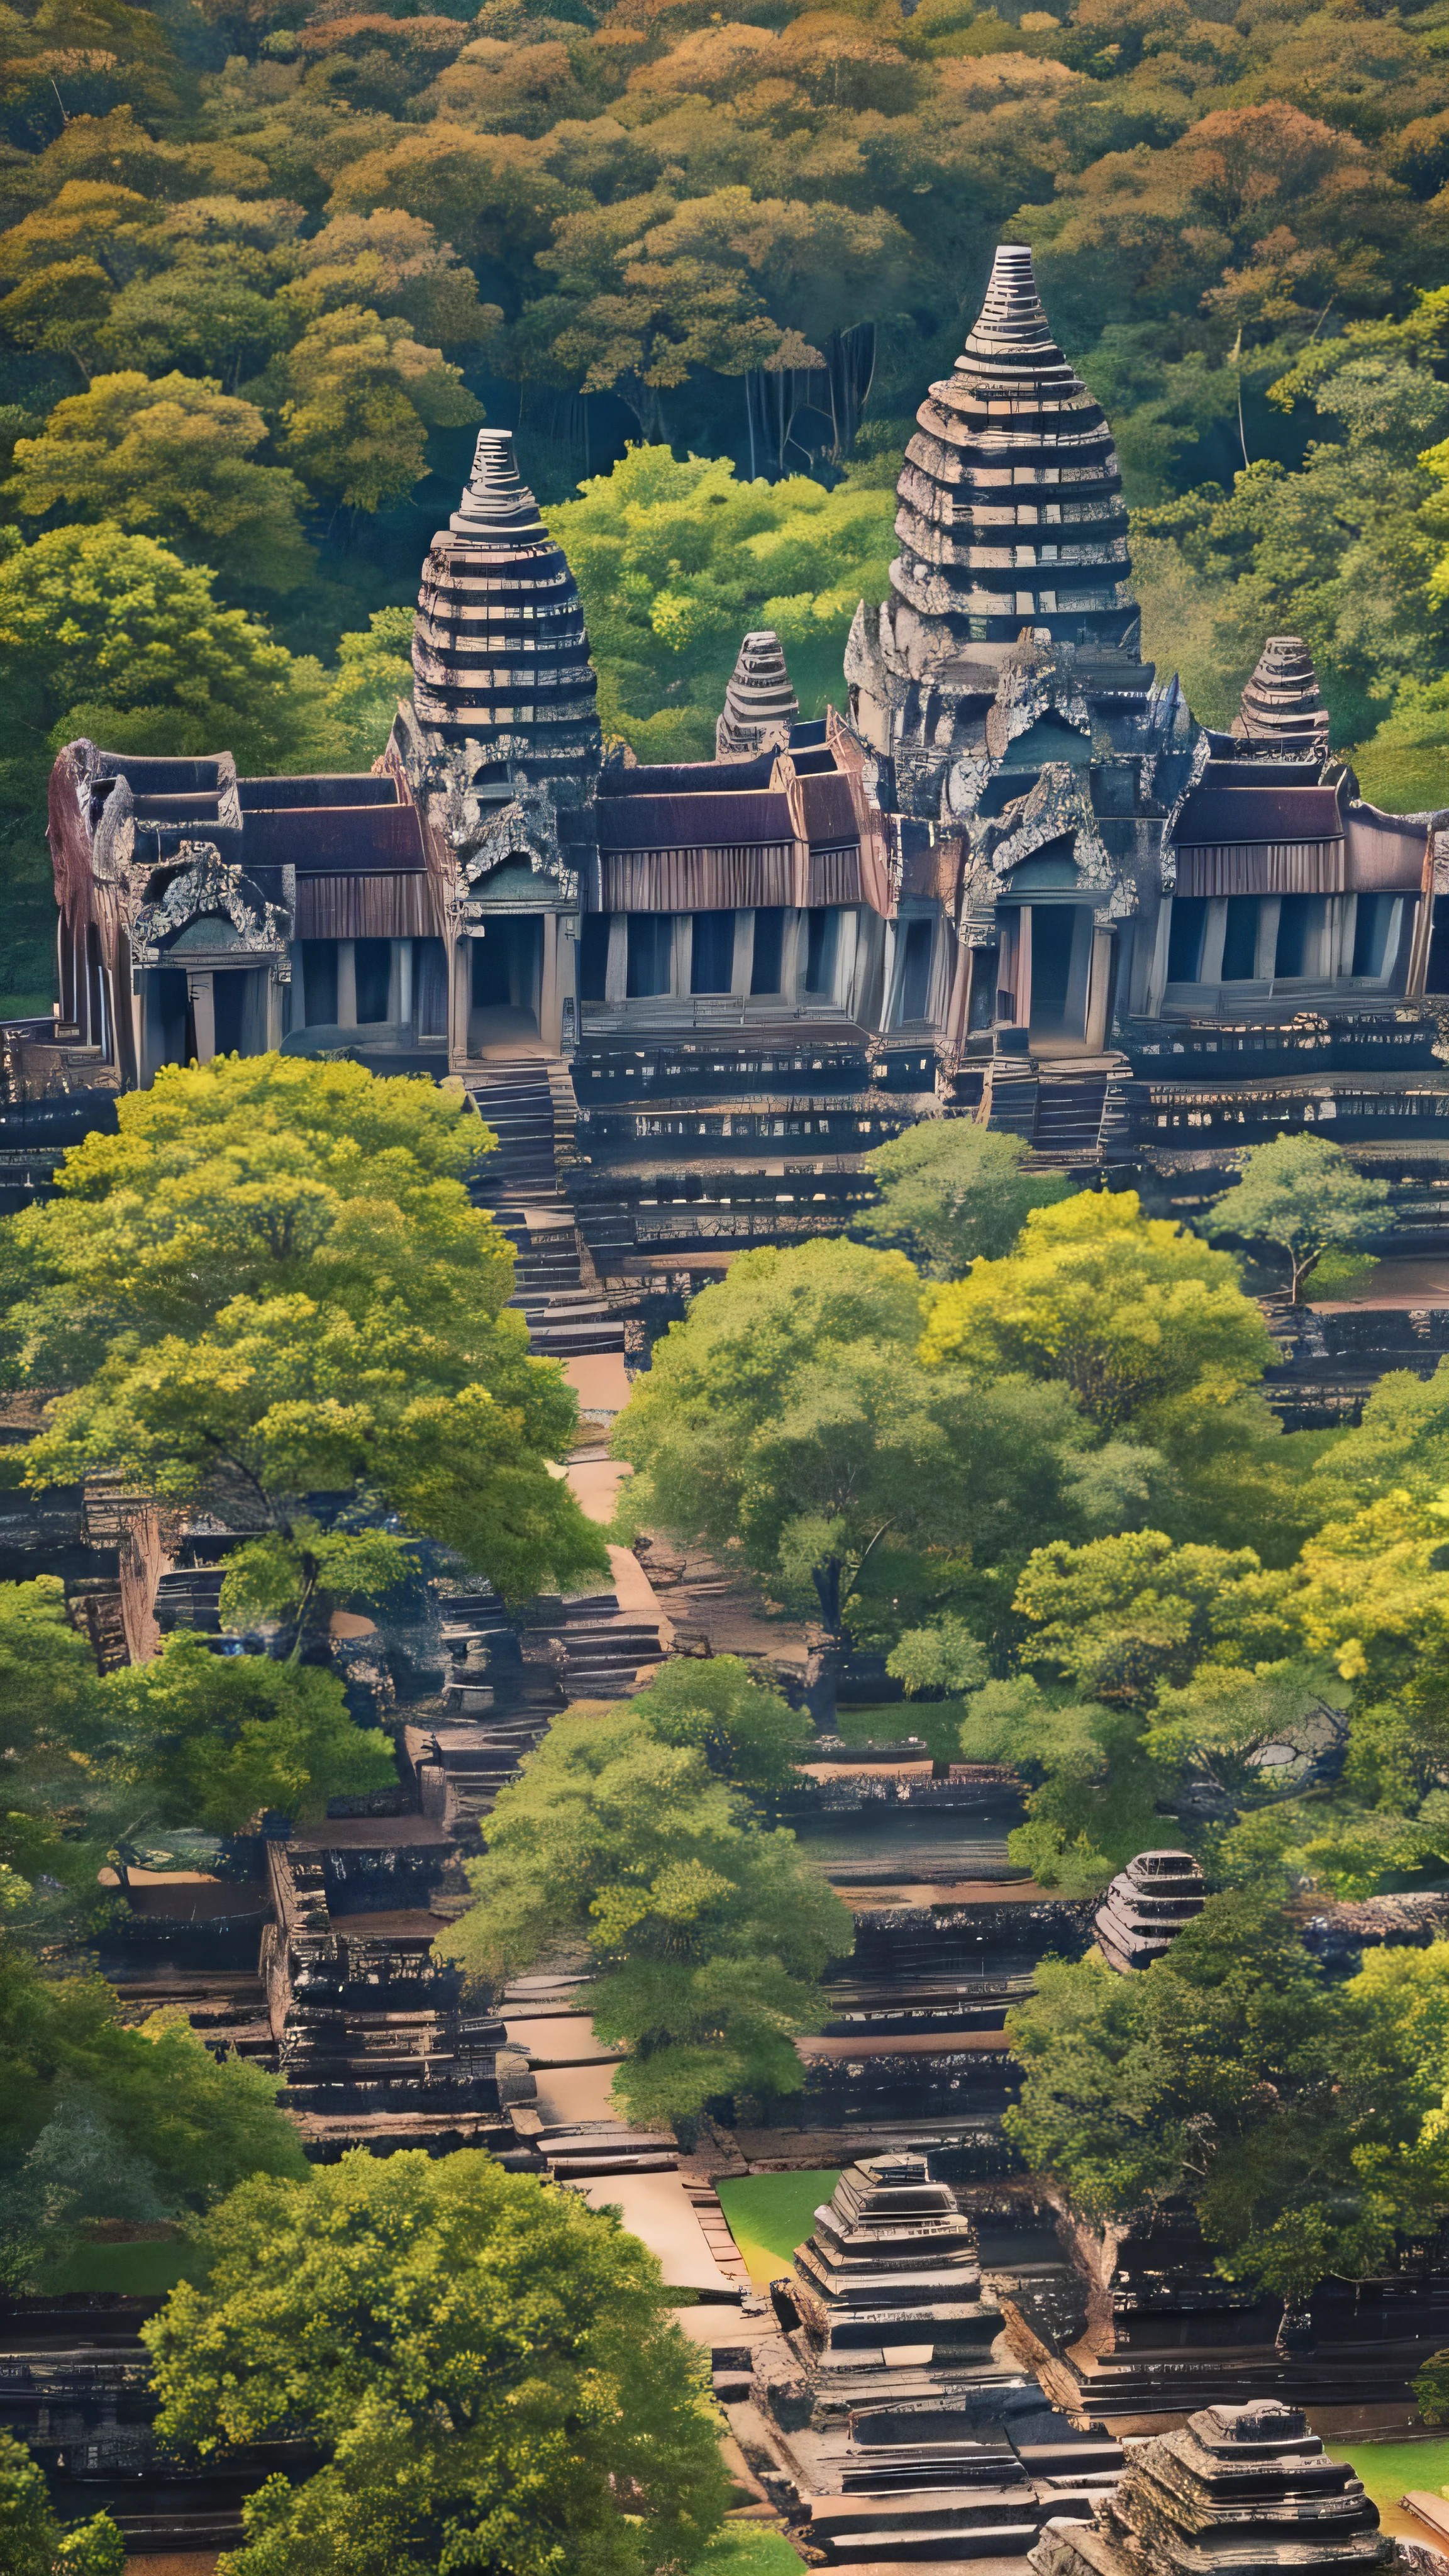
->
<box><xmin>716</xmin><ymin>630</ymin><xmax>800</xmax><ymax>760</ymax></box>
<box><xmin>1231</xmin><ymin>634</ymin><xmax>1332</xmax><ymax>757</ymax></box>
<box><xmin>409</xmin><ymin>426</ymin><xmax>601</xmax><ymax>803</ymax></box>
<box><xmin>889</xmin><ymin>242</ymin><xmax>1137</xmax><ymax>672</ymax></box>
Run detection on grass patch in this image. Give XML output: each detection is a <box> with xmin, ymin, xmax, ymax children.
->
<box><xmin>716</xmin><ymin>2171</ymin><xmax>838</xmax><ymax>2287</ymax></box>
<box><xmin>39</xmin><ymin>2239</ymin><xmax>206</xmax><ymax>2296</ymax></box>
<box><xmin>831</xmin><ymin>1702</ymin><xmax>920</xmax><ymax>1746</ymax></box>
<box><xmin>1331</xmin><ymin>2441</ymin><xmax>1449</xmax><ymax>2540</ymax></box>
<box><xmin>694</xmin><ymin>2527</ymin><xmax>802</xmax><ymax>2576</ymax></box>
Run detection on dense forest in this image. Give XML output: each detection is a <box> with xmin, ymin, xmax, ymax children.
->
<box><xmin>2</xmin><ymin>0</ymin><xmax>1448</xmax><ymax>1004</ymax></box>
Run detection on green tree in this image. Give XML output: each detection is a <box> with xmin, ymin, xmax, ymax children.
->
<box><xmin>921</xmin><ymin>1189</ymin><xmax>1273</xmax><ymax>1431</ymax></box>
<box><xmin>267</xmin><ymin>304</ymin><xmax>483</xmax><ymax>513</ymax></box>
<box><xmin>5</xmin><ymin>1054</ymin><xmax>608</xmax><ymax>1606</ymax></box>
<box><xmin>1004</xmin><ymin>1892</ymin><xmax>1449</xmax><ymax>2337</ymax></box>
<box><xmin>1202</xmin><ymin>1131</ymin><xmax>1391</xmax><ymax>1304</ymax></box>
<box><xmin>6</xmin><ymin>371</ymin><xmax>314</xmax><ymax>592</ymax></box>
<box><xmin>103</xmin><ymin>1630</ymin><xmax>395</xmax><ymax>1833</ymax></box>
<box><xmin>319</xmin><ymin>602</ymin><xmax>415</xmax><ymax>765</ymax></box>
<box><xmin>443</xmin><ymin>1699</ymin><xmax>850</xmax><ymax>2126</ymax></box>
<box><xmin>0</xmin><ymin>521</ymin><xmax>336</xmax><ymax>776</ymax></box>
<box><xmin>611</xmin><ymin>1235</ymin><xmax>1112</xmax><ymax>1726</ymax></box>
<box><xmin>1</xmin><ymin>1929</ymin><xmax>306</xmax><ymax>2285</ymax></box>
<box><xmin>856</xmin><ymin>1119</ymin><xmax>1075</xmax><ymax>1275</ymax></box>
<box><xmin>279</xmin><ymin>208</ymin><xmax>501</xmax><ymax>348</ymax></box>
<box><xmin>625</xmin><ymin>1651</ymin><xmax>816</xmax><ymax>1799</ymax></box>
<box><xmin>919</xmin><ymin>1188</ymin><xmax>1323</xmax><ymax>1560</ymax></box>
<box><xmin>545</xmin><ymin>443</ymin><xmax>894</xmax><ymax>760</ymax></box>
<box><xmin>142</xmin><ymin>2150</ymin><xmax>731</xmax><ymax>2576</ymax></box>
<box><xmin>0</xmin><ymin>2429</ymin><xmax>124</xmax><ymax>2575</ymax></box>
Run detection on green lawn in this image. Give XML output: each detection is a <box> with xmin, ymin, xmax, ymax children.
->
<box><xmin>694</xmin><ymin>2526</ymin><xmax>802</xmax><ymax>2576</ymax></box>
<box><xmin>831</xmin><ymin>1704</ymin><xmax>919</xmax><ymax>1746</ymax></box>
<box><xmin>1331</xmin><ymin>2441</ymin><xmax>1449</xmax><ymax>2541</ymax></box>
<box><xmin>716</xmin><ymin>2172</ymin><xmax>838</xmax><ymax>2287</ymax></box>
<box><xmin>39</xmin><ymin>2239</ymin><xmax>206</xmax><ymax>2296</ymax></box>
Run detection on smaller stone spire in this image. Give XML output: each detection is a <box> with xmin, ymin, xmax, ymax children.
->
<box><xmin>716</xmin><ymin>630</ymin><xmax>799</xmax><ymax>761</ymax></box>
<box><xmin>1231</xmin><ymin>635</ymin><xmax>1331</xmax><ymax>756</ymax></box>
<box><xmin>1095</xmin><ymin>1850</ymin><xmax>1205</xmax><ymax>1975</ymax></box>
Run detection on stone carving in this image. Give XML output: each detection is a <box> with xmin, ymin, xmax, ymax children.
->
<box><xmin>716</xmin><ymin>630</ymin><xmax>800</xmax><ymax>760</ymax></box>
<box><xmin>130</xmin><ymin>843</ymin><xmax>291</xmax><ymax>967</ymax></box>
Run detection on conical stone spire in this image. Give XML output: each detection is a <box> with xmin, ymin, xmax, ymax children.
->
<box><xmin>411</xmin><ymin>427</ymin><xmax>600</xmax><ymax>793</ymax></box>
<box><xmin>1231</xmin><ymin>635</ymin><xmax>1331</xmax><ymax>757</ymax></box>
<box><xmin>716</xmin><ymin>629</ymin><xmax>799</xmax><ymax>760</ymax></box>
<box><xmin>889</xmin><ymin>242</ymin><xmax>1136</xmax><ymax>667</ymax></box>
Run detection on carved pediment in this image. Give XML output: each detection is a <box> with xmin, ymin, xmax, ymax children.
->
<box><xmin>131</xmin><ymin>843</ymin><xmax>290</xmax><ymax>963</ymax></box>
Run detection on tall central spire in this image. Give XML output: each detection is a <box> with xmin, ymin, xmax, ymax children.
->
<box><xmin>411</xmin><ymin>426</ymin><xmax>601</xmax><ymax>796</ymax></box>
<box><xmin>888</xmin><ymin>241</ymin><xmax>1138</xmax><ymax>670</ymax></box>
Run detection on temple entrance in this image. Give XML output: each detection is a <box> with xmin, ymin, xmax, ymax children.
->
<box><xmin>469</xmin><ymin>918</ymin><xmax>543</xmax><ymax>1053</ymax></box>
<box><xmin>1026</xmin><ymin>903</ymin><xmax>1096</xmax><ymax>1054</ymax></box>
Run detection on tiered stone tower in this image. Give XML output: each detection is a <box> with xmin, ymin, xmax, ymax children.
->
<box><xmin>1095</xmin><ymin>1850</ymin><xmax>1205</xmax><ymax>1974</ymax></box>
<box><xmin>409</xmin><ymin>426</ymin><xmax>601</xmax><ymax>801</ymax></box>
<box><xmin>889</xmin><ymin>242</ymin><xmax>1136</xmax><ymax>665</ymax></box>
<box><xmin>780</xmin><ymin>2151</ymin><xmax>1004</xmax><ymax>2411</ymax></box>
<box><xmin>716</xmin><ymin>628</ymin><xmax>800</xmax><ymax>759</ymax></box>
<box><xmin>1231</xmin><ymin>633</ymin><xmax>1333</xmax><ymax>757</ymax></box>
<box><xmin>1029</xmin><ymin>2399</ymin><xmax>1394</xmax><ymax>2575</ymax></box>
<box><xmin>845</xmin><ymin>240</ymin><xmax>1169</xmax><ymax>826</ymax></box>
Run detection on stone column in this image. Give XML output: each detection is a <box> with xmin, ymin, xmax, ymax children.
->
<box><xmin>451</xmin><ymin>936</ymin><xmax>471</xmax><ymax>1065</ymax></box>
<box><xmin>672</xmin><ymin>913</ymin><xmax>693</xmax><ymax>998</ymax></box>
<box><xmin>1256</xmin><ymin>896</ymin><xmax>1281</xmax><ymax>979</ymax></box>
<box><xmin>336</xmin><ymin>940</ymin><xmax>357</xmax><ymax>1029</ymax></box>
<box><xmin>387</xmin><ymin>940</ymin><xmax>404</xmax><ymax>1023</ymax></box>
<box><xmin>731</xmin><ymin>909</ymin><xmax>754</xmax><ymax>996</ymax></box>
<box><xmin>1084</xmin><ymin>927</ymin><xmax>1114</xmax><ymax>1054</ymax></box>
<box><xmin>779</xmin><ymin>909</ymin><xmax>804</xmax><ymax>1005</ymax></box>
<box><xmin>188</xmin><ymin>972</ymin><xmax>216</xmax><ymax>1065</ymax></box>
<box><xmin>265</xmin><ymin>965</ymin><xmax>286</xmax><ymax>1049</ymax></box>
<box><xmin>397</xmin><ymin>938</ymin><xmax>414</xmax><ymax>1028</ymax></box>
<box><xmin>1199</xmin><ymin>897</ymin><xmax>1228</xmax><ymax>987</ymax></box>
<box><xmin>289</xmin><ymin>941</ymin><xmax>306</xmax><ymax>1030</ymax></box>
<box><xmin>604</xmin><ymin>915</ymin><xmax>628</xmax><ymax>1004</ymax></box>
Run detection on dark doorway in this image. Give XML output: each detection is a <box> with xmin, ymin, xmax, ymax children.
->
<box><xmin>1221</xmin><ymin>896</ymin><xmax>1258</xmax><ymax>982</ymax></box>
<box><xmin>213</xmin><ymin>973</ymin><xmax>247</xmax><ymax>1056</ymax></box>
<box><xmin>301</xmin><ymin>940</ymin><xmax>338</xmax><ymax>1026</ymax></box>
<box><xmin>1167</xmin><ymin>897</ymin><xmax>1207</xmax><ymax>984</ymax></box>
<box><xmin>750</xmin><ymin>908</ymin><xmax>784</xmax><ymax>995</ymax></box>
<box><xmin>355</xmin><ymin>939</ymin><xmax>391</xmax><ymax>1023</ymax></box>
<box><xmin>1031</xmin><ymin>907</ymin><xmax>1077</xmax><ymax>1028</ymax></box>
<box><xmin>416</xmin><ymin>938</ymin><xmax>448</xmax><ymax>1035</ymax></box>
<box><xmin>155</xmin><ymin>966</ymin><xmax>191</xmax><ymax>1066</ymax></box>
<box><xmin>580</xmin><ymin>914</ymin><xmax>609</xmax><ymax>1001</ymax></box>
<box><xmin>1275</xmin><ymin>894</ymin><xmax>1314</xmax><ymax>978</ymax></box>
<box><xmin>691</xmin><ymin>909</ymin><xmax>735</xmax><ymax>994</ymax></box>
<box><xmin>897</xmin><ymin>918</ymin><xmax>935</xmax><ymax>1022</ymax></box>
<box><xmin>626</xmin><ymin>914</ymin><xmax>671</xmax><ymax>998</ymax></box>
<box><xmin>472</xmin><ymin>917</ymin><xmax>541</xmax><ymax>1016</ymax></box>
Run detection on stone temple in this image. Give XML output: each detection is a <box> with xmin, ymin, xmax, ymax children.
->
<box><xmin>30</xmin><ymin>240</ymin><xmax>1449</xmax><ymax>1297</ymax></box>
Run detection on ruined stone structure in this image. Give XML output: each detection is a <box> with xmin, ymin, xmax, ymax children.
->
<box><xmin>1028</xmin><ymin>2399</ymin><xmax>1394</xmax><ymax>2576</ymax></box>
<box><xmin>1094</xmin><ymin>1850</ymin><xmax>1205</xmax><ymax>1974</ymax></box>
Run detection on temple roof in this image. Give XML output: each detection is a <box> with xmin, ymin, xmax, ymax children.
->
<box><xmin>889</xmin><ymin>242</ymin><xmax>1137</xmax><ymax>662</ymax></box>
<box><xmin>409</xmin><ymin>428</ymin><xmax>601</xmax><ymax>788</ymax></box>
<box><xmin>1232</xmin><ymin>635</ymin><xmax>1332</xmax><ymax>756</ymax></box>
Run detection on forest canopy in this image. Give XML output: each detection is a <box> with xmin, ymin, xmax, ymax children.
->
<box><xmin>1</xmin><ymin>0</ymin><xmax>1448</xmax><ymax>992</ymax></box>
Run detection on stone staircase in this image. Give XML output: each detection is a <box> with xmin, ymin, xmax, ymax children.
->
<box><xmin>1030</xmin><ymin>1070</ymin><xmax>1108</xmax><ymax>1160</ymax></box>
<box><xmin>464</xmin><ymin>1057</ymin><xmax>626</xmax><ymax>1362</ymax></box>
<box><xmin>556</xmin><ymin>1589</ymin><xmax>667</xmax><ymax>1697</ymax></box>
